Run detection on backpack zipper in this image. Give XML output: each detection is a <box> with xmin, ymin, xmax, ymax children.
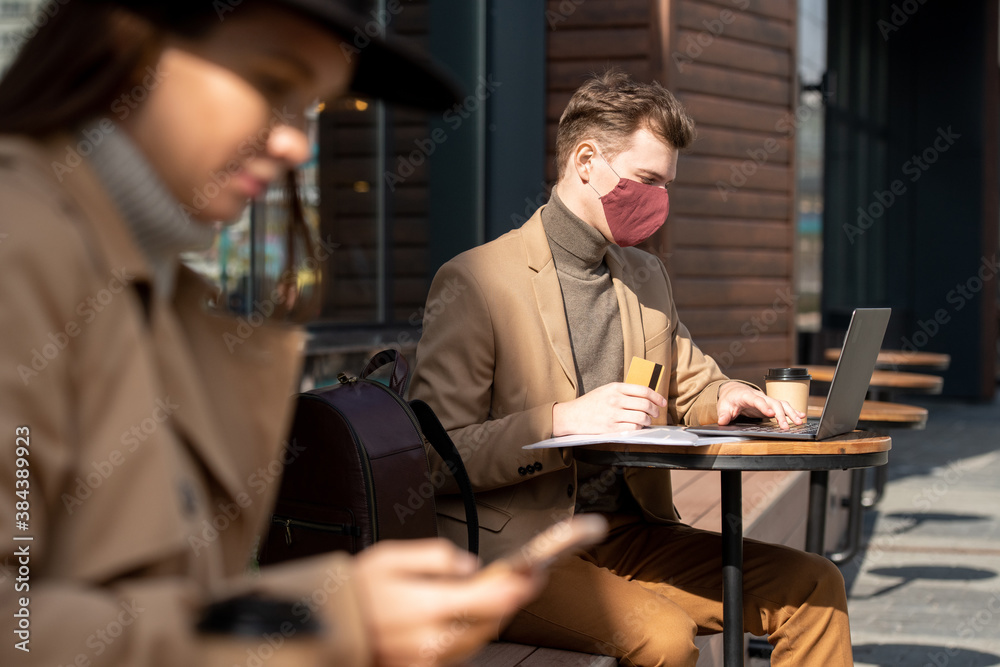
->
<box><xmin>271</xmin><ymin>515</ymin><xmax>360</xmax><ymax>546</ymax></box>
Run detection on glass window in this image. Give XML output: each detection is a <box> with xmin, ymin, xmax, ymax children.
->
<box><xmin>795</xmin><ymin>0</ymin><xmax>827</xmax><ymax>333</ymax></box>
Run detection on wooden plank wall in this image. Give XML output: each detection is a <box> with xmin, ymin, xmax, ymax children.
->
<box><xmin>546</xmin><ymin>0</ymin><xmax>798</xmax><ymax>384</ymax></box>
<box><xmin>659</xmin><ymin>0</ymin><xmax>798</xmax><ymax>383</ymax></box>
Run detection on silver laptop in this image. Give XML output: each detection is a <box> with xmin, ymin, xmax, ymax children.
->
<box><xmin>687</xmin><ymin>308</ymin><xmax>891</xmax><ymax>441</ymax></box>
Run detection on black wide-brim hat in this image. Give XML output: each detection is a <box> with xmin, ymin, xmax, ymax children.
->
<box><xmin>101</xmin><ymin>0</ymin><xmax>462</xmax><ymax>111</ymax></box>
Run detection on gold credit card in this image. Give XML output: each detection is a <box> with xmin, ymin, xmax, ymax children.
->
<box><xmin>625</xmin><ymin>357</ymin><xmax>666</xmax><ymax>425</ymax></box>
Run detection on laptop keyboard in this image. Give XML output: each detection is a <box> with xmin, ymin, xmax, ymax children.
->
<box><xmin>734</xmin><ymin>422</ymin><xmax>819</xmax><ymax>434</ymax></box>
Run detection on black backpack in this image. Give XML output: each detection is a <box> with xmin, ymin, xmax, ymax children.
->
<box><xmin>259</xmin><ymin>350</ymin><xmax>477</xmax><ymax>565</ymax></box>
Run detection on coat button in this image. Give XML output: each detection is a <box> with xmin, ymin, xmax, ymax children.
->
<box><xmin>518</xmin><ymin>466</ymin><xmax>526</xmax><ymax>476</ymax></box>
<box><xmin>533</xmin><ymin>461</ymin><xmax>543</xmax><ymax>472</ymax></box>
<box><xmin>567</xmin><ymin>484</ymin><xmax>574</xmax><ymax>497</ymax></box>
<box><xmin>178</xmin><ymin>480</ymin><xmax>198</xmax><ymax>516</ymax></box>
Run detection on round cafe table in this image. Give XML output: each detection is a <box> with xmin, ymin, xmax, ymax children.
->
<box><xmin>807</xmin><ymin>395</ymin><xmax>928</xmax><ymax>430</ymax></box>
<box><xmin>575</xmin><ymin>431</ymin><xmax>892</xmax><ymax>667</ymax></box>
<box><xmin>823</xmin><ymin>348</ymin><xmax>951</xmax><ymax>371</ymax></box>
<box><xmin>804</xmin><ymin>364</ymin><xmax>943</xmax><ymax>399</ymax></box>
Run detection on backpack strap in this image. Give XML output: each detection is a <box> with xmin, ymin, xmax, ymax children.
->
<box><xmin>409</xmin><ymin>399</ymin><xmax>479</xmax><ymax>556</ymax></box>
<box><xmin>360</xmin><ymin>349</ymin><xmax>409</xmax><ymax>397</ymax></box>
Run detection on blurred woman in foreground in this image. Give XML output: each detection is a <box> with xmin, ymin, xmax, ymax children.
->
<box><xmin>0</xmin><ymin>1</ymin><xmax>540</xmax><ymax>665</ymax></box>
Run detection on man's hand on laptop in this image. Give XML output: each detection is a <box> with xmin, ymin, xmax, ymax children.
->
<box><xmin>716</xmin><ymin>381</ymin><xmax>805</xmax><ymax>430</ymax></box>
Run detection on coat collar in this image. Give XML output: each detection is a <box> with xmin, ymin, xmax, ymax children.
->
<box><xmin>37</xmin><ymin>133</ymin><xmax>154</xmax><ymax>287</ymax></box>
<box><xmin>521</xmin><ymin>207</ymin><xmax>645</xmax><ymax>391</ymax></box>
<box><xmin>22</xmin><ymin>134</ymin><xmax>304</xmax><ymax>501</ymax></box>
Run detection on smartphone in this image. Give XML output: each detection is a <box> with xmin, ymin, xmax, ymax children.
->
<box><xmin>483</xmin><ymin>514</ymin><xmax>609</xmax><ymax>575</ymax></box>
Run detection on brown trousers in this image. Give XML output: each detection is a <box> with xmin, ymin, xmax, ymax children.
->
<box><xmin>501</xmin><ymin>514</ymin><xmax>853</xmax><ymax>667</ymax></box>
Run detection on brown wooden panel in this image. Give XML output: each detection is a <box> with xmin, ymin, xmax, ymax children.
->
<box><xmin>521</xmin><ymin>648</ymin><xmax>618</xmax><ymax>667</ymax></box>
<box><xmin>698</xmin><ymin>0</ymin><xmax>794</xmax><ymax>21</ymax></box>
<box><xmin>699</xmin><ymin>472</ymin><xmax>806</xmax><ymax>542</ymax></box>
<box><xmin>549</xmin><ymin>28</ymin><xmax>650</xmax><ymax>60</ymax></box>
<box><xmin>677</xmin><ymin>154</ymin><xmax>789</xmax><ymax>192</ymax></box>
<box><xmin>726</xmin><ymin>363</ymin><xmax>779</xmax><ymax>385</ymax></box>
<box><xmin>671</xmin><ymin>247</ymin><xmax>790</xmax><ymax>276</ymax></box>
<box><xmin>673</xmin><ymin>29</ymin><xmax>791</xmax><ymax>77</ymax></box>
<box><xmin>545</xmin><ymin>0</ymin><xmax>649</xmax><ymax>28</ymax></box>
<box><xmin>696</xmin><ymin>335</ymin><xmax>790</xmax><ymax>366</ymax></box>
<box><xmin>672</xmin><ymin>277</ymin><xmax>793</xmax><ymax>307</ymax></box>
<box><xmin>688</xmin><ymin>126</ymin><xmax>790</xmax><ymax>163</ymax></box>
<box><xmin>679</xmin><ymin>308</ymin><xmax>793</xmax><ymax>337</ymax></box>
<box><xmin>675</xmin><ymin>0</ymin><xmax>792</xmax><ymax>49</ymax></box>
<box><xmin>468</xmin><ymin>642</ymin><xmax>537</xmax><ymax>666</ymax></box>
<box><xmin>670</xmin><ymin>185</ymin><xmax>791</xmax><ymax>220</ymax></box>
<box><xmin>670</xmin><ymin>217</ymin><xmax>790</xmax><ymax>248</ymax></box>
<box><xmin>674</xmin><ymin>61</ymin><xmax>791</xmax><ymax>106</ymax></box>
<box><xmin>671</xmin><ymin>469</ymin><xmax>714</xmax><ymax>494</ymax></box>
<box><xmin>547</xmin><ymin>59</ymin><xmax>652</xmax><ymax>91</ymax></box>
<box><xmin>547</xmin><ymin>91</ymin><xmax>574</xmax><ymax>120</ymax></box>
<box><xmin>678</xmin><ymin>92</ymin><xmax>794</xmax><ymax>134</ymax></box>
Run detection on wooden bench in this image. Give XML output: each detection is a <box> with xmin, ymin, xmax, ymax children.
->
<box><xmin>472</xmin><ymin>468</ymin><xmax>811</xmax><ymax>667</ymax></box>
<box><xmin>470</xmin><ymin>642</ymin><xmax>618</xmax><ymax>666</ymax></box>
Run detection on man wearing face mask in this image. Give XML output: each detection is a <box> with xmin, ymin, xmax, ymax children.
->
<box><xmin>410</xmin><ymin>69</ymin><xmax>853</xmax><ymax>667</ymax></box>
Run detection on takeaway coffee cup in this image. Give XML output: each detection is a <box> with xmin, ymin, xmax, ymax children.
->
<box><xmin>197</xmin><ymin>594</ymin><xmax>324</xmax><ymax>667</ymax></box>
<box><xmin>764</xmin><ymin>368</ymin><xmax>811</xmax><ymax>415</ymax></box>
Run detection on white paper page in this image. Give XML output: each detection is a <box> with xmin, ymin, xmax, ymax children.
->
<box><xmin>523</xmin><ymin>426</ymin><xmax>749</xmax><ymax>450</ymax></box>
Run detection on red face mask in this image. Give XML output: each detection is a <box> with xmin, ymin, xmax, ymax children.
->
<box><xmin>591</xmin><ymin>154</ymin><xmax>670</xmax><ymax>247</ymax></box>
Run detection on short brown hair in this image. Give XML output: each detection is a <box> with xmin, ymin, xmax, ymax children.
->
<box><xmin>555</xmin><ymin>69</ymin><xmax>695</xmax><ymax>178</ymax></box>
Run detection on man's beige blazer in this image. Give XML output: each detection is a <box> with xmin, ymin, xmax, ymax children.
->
<box><xmin>410</xmin><ymin>207</ymin><xmax>733</xmax><ymax>562</ymax></box>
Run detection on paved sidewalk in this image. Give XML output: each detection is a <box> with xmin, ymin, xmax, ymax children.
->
<box><xmin>839</xmin><ymin>392</ymin><xmax>1000</xmax><ymax>666</ymax></box>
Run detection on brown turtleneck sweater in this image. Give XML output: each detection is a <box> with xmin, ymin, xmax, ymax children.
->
<box><xmin>541</xmin><ymin>191</ymin><xmax>637</xmax><ymax>515</ymax></box>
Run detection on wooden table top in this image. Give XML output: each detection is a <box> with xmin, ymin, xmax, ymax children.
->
<box><xmin>807</xmin><ymin>395</ymin><xmax>928</xmax><ymax>429</ymax></box>
<box><xmin>804</xmin><ymin>365</ymin><xmax>943</xmax><ymax>394</ymax></box>
<box><xmin>578</xmin><ymin>430</ymin><xmax>891</xmax><ymax>458</ymax></box>
<box><xmin>823</xmin><ymin>348</ymin><xmax>951</xmax><ymax>370</ymax></box>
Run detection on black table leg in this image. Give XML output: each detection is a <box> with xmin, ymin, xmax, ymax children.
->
<box><xmin>806</xmin><ymin>470</ymin><xmax>830</xmax><ymax>554</ymax></box>
<box><xmin>721</xmin><ymin>469</ymin><xmax>743</xmax><ymax>666</ymax></box>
